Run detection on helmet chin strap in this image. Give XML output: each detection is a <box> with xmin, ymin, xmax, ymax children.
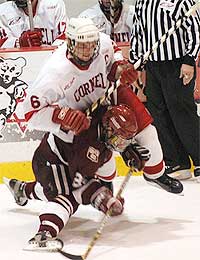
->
<box><xmin>74</xmin><ymin>56</ymin><xmax>94</xmax><ymax>67</ymax></box>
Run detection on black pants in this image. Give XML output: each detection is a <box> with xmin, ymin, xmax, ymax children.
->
<box><xmin>145</xmin><ymin>59</ymin><xmax>200</xmax><ymax>168</ymax></box>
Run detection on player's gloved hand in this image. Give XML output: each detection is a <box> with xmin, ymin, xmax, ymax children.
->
<box><xmin>91</xmin><ymin>187</ymin><xmax>124</xmax><ymax>216</ymax></box>
<box><xmin>121</xmin><ymin>143</ymin><xmax>151</xmax><ymax>171</ymax></box>
<box><xmin>52</xmin><ymin>107</ymin><xmax>91</xmax><ymax>135</ymax></box>
<box><xmin>194</xmin><ymin>88</ymin><xmax>200</xmax><ymax>117</ymax></box>
<box><xmin>108</xmin><ymin>60</ymin><xmax>138</xmax><ymax>86</ymax></box>
<box><xmin>19</xmin><ymin>29</ymin><xmax>42</xmax><ymax>47</ymax></box>
<box><xmin>118</xmin><ymin>60</ymin><xmax>138</xmax><ymax>86</ymax></box>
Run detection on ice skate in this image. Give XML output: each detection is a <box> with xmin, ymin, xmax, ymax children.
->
<box><xmin>165</xmin><ymin>165</ymin><xmax>192</xmax><ymax>180</ymax></box>
<box><xmin>24</xmin><ymin>231</ymin><xmax>63</xmax><ymax>252</ymax></box>
<box><xmin>143</xmin><ymin>172</ymin><xmax>183</xmax><ymax>195</ymax></box>
<box><xmin>3</xmin><ymin>177</ymin><xmax>28</xmax><ymax>206</ymax></box>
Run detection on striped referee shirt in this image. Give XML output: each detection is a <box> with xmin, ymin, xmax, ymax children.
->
<box><xmin>130</xmin><ymin>0</ymin><xmax>200</xmax><ymax>65</ymax></box>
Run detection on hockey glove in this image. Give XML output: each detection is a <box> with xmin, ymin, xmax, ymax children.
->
<box><xmin>121</xmin><ymin>143</ymin><xmax>151</xmax><ymax>171</ymax></box>
<box><xmin>91</xmin><ymin>187</ymin><xmax>124</xmax><ymax>216</ymax></box>
<box><xmin>108</xmin><ymin>60</ymin><xmax>138</xmax><ymax>86</ymax></box>
<box><xmin>19</xmin><ymin>29</ymin><xmax>42</xmax><ymax>47</ymax></box>
<box><xmin>52</xmin><ymin>107</ymin><xmax>91</xmax><ymax>135</ymax></box>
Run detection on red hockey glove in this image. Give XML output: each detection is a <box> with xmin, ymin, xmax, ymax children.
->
<box><xmin>52</xmin><ymin>107</ymin><xmax>91</xmax><ymax>135</ymax></box>
<box><xmin>108</xmin><ymin>60</ymin><xmax>138</xmax><ymax>86</ymax></box>
<box><xmin>91</xmin><ymin>187</ymin><xmax>124</xmax><ymax>216</ymax></box>
<box><xmin>121</xmin><ymin>143</ymin><xmax>151</xmax><ymax>171</ymax></box>
<box><xmin>19</xmin><ymin>29</ymin><xmax>42</xmax><ymax>47</ymax></box>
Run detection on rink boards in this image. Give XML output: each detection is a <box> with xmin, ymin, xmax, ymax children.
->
<box><xmin>0</xmin><ymin>153</ymin><xmax>140</xmax><ymax>183</ymax></box>
<box><xmin>0</xmin><ymin>47</ymin><xmax>55</xmax><ymax>183</ymax></box>
<box><xmin>0</xmin><ymin>45</ymin><xmax>199</xmax><ymax>183</ymax></box>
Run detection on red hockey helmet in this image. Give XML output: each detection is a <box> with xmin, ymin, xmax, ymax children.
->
<box><xmin>102</xmin><ymin>104</ymin><xmax>138</xmax><ymax>151</ymax></box>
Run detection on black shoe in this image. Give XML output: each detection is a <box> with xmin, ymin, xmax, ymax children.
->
<box><xmin>165</xmin><ymin>165</ymin><xmax>192</xmax><ymax>180</ymax></box>
<box><xmin>143</xmin><ymin>173</ymin><xmax>183</xmax><ymax>194</ymax></box>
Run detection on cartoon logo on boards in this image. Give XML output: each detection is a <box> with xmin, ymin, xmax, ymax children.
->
<box><xmin>0</xmin><ymin>56</ymin><xmax>28</xmax><ymax>138</ymax></box>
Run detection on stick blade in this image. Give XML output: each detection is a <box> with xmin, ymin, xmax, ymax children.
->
<box><xmin>59</xmin><ymin>250</ymin><xmax>84</xmax><ymax>260</ymax></box>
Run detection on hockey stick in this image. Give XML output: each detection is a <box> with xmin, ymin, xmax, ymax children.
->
<box><xmin>58</xmin><ymin>166</ymin><xmax>137</xmax><ymax>260</ymax></box>
<box><xmin>85</xmin><ymin>0</ymin><xmax>200</xmax><ymax>117</ymax></box>
<box><xmin>26</xmin><ymin>0</ymin><xmax>34</xmax><ymax>31</ymax></box>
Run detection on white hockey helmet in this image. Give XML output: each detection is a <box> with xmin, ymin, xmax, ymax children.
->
<box><xmin>66</xmin><ymin>18</ymin><xmax>100</xmax><ymax>66</ymax></box>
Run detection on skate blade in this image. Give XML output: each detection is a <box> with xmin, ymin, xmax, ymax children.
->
<box><xmin>3</xmin><ymin>177</ymin><xmax>15</xmax><ymax>196</ymax></box>
<box><xmin>3</xmin><ymin>176</ymin><xmax>10</xmax><ymax>187</ymax></box>
<box><xmin>168</xmin><ymin>170</ymin><xmax>192</xmax><ymax>180</ymax></box>
<box><xmin>23</xmin><ymin>239</ymin><xmax>63</xmax><ymax>252</ymax></box>
<box><xmin>146</xmin><ymin>182</ymin><xmax>184</xmax><ymax>196</ymax></box>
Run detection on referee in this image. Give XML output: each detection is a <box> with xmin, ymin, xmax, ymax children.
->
<box><xmin>130</xmin><ymin>0</ymin><xmax>200</xmax><ymax>180</ymax></box>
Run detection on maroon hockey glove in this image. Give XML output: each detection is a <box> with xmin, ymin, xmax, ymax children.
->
<box><xmin>91</xmin><ymin>187</ymin><xmax>124</xmax><ymax>216</ymax></box>
<box><xmin>52</xmin><ymin>107</ymin><xmax>91</xmax><ymax>135</ymax></box>
<box><xmin>108</xmin><ymin>60</ymin><xmax>138</xmax><ymax>86</ymax></box>
<box><xmin>19</xmin><ymin>29</ymin><xmax>42</xmax><ymax>47</ymax></box>
<box><xmin>121</xmin><ymin>143</ymin><xmax>151</xmax><ymax>171</ymax></box>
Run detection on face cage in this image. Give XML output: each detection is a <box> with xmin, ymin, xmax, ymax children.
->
<box><xmin>103</xmin><ymin>126</ymin><xmax>132</xmax><ymax>152</ymax></box>
<box><xmin>14</xmin><ymin>0</ymin><xmax>27</xmax><ymax>8</ymax></box>
<box><xmin>68</xmin><ymin>39</ymin><xmax>100</xmax><ymax>67</ymax></box>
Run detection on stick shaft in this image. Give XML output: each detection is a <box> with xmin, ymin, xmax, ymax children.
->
<box><xmin>26</xmin><ymin>0</ymin><xmax>34</xmax><ymax>31</ymax></box>
<box><xmin>82</xmin><ymin>167</ymin><xmax>136</xmax><ymax>259</ymax></box>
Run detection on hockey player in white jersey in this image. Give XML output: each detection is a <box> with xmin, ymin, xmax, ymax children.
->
<box><xmin>0</xmin><ymin>0</ymin><xmax>68</xmax><ymax>48</ymax></box>
<box><xmin>79</xmin><ymin>0</ymin><xmax>146</xmax><ymax>102</ymax></box>
<box><xmin>3</xmin><ymin>18</ymin><xmax>183</xmax><ymax>251</ymax></box>
<box><xmin>22</xmin><ymin>17</ymin><xmax>137</xmax><ymax>136</ymax></box>
<box><xmin>79</xmin><ymin>0</ymin><xmax>134</xmax><ymax>43</ymax></box>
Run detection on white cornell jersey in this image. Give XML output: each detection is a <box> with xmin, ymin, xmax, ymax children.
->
<box><xmin>23</xmin><ymin>33</ymin><xmax>123</xmax><ymax>143</ymax></box>
<box><xmin>0</xmin><ymin>0</ymin><xmax>67</xmax><ymax>48</ymax></box>
<box><xmin>79</xmin><ymin>4</ymin><xmax>135</xmax><ymax>43</ymax></box>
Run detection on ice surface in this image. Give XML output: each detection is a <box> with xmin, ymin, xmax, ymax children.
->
<box><xmin>0</xmin><ymin>176</ymin><xmax>200</xmax><ymax>260</ymax></box>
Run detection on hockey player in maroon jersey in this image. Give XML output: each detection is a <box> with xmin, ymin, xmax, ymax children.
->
<box><xmin>4</xmin><ymin>18</ymin><xmax>183</xmax><ymax>251</ymax></box>
<box><xmin>4</xmin><ymin>103</ymin><xmax>183</xmax><ymax>251</ymax></box>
